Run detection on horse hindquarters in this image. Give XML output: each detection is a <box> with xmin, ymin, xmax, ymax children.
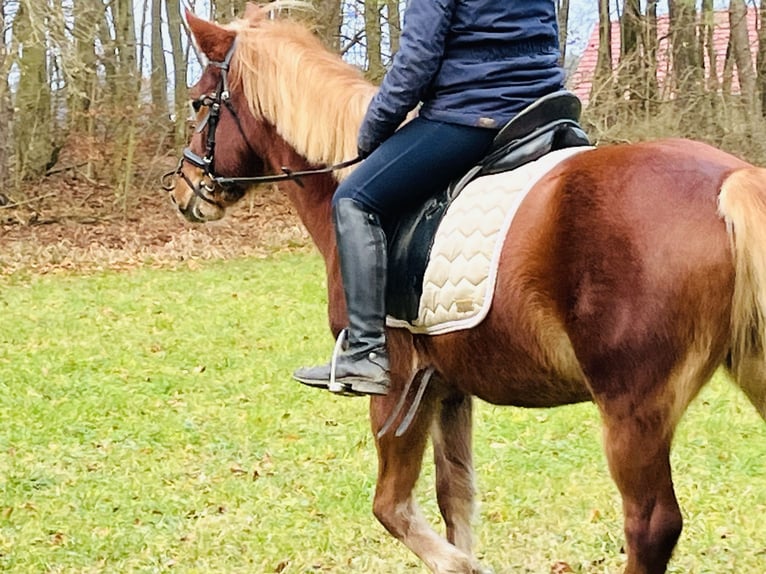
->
<box><xmin>718</xmin><ymin>167</ymin><xmax>766</xmax><ymax>420</ymax></box>
<box><xmin>549</xmin><ymin>147</ymin><xmax>743</xmax><ymax>573</ymax></box>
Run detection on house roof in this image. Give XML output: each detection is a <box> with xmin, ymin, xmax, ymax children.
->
<box><xmin>569</xmin><ymin>7</ymin><xmax>759</xmax><ymax>104</ymax></box>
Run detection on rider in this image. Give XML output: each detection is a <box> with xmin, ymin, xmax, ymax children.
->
<box><xmin>293</xmin><ymin>1</ymin><xmax>565</xmax><ymax>396</ymax></box>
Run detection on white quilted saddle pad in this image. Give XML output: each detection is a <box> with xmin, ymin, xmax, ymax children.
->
<box><xmin>387</xmin><ymin>147</ymin><xmax>591</xmax><ymax>335</ymax></box>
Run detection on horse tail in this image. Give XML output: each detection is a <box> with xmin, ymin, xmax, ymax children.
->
<box><xmin>717</xmin><ymin>167</ymin><xmax>766</xmax><ymax>417</ymax></box>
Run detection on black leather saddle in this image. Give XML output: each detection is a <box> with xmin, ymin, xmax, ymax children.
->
<box><xmin>386</xmin><ymin>91</ymin><xmax>591</xmax><ymax>323</ymax></box>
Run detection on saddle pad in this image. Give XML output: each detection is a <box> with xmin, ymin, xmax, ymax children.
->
<box><xmin>386</xmin><ymin>146</ymin><xmax>592</xmax><ymax>335</ymax></box>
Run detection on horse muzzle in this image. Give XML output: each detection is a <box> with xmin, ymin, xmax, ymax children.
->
<box><xmin>164</xmin><ymin>167</ymin><xmax>227</xmax><ymax>223</ymax></box>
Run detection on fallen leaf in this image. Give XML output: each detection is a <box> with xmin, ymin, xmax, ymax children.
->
<box><xmin>550</xmin><ymin>561</ymin><xmax>574</xmax><ymax>573</ymax></box>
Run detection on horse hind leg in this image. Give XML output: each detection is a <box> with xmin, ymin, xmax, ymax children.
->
<box><xmin>601</xmin><ymin>403</ymin><xmax>682</xmax><ymax>574</ymax></box>
<box><xmin>371</xmin><ymin>389</ymin><xmax>485</xmax><ymax>574</ymax></box>
<box><xmin>432</xmin><ymin>393</ymin><xmax>490</xmax><ymax>572</ymax></box>
<box><xmin>591</xmin><ymin>353</ymin><xmax>718</xmax><ymax>574</ymax></box>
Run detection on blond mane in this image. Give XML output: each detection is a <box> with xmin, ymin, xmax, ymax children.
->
<box><xmin>226</xmin><ymin>14</ymin><xmax>376</xmax><ymax>179</ymax></box>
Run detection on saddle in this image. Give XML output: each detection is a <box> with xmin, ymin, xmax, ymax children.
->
<box><xmin>386</xmin><ymin>90</ymin><xmax>591</xmax><ymax>323</ymax></box>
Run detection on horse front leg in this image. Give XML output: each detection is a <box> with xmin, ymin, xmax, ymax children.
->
<box><xmin>370</xmin><ymin>392</ymin><xmax>483</xmax><ymax>574</ymax></box>
<box><xmin>432</xmin><ymin>392</ymin><xmax>487</xmax><ymax>571</ymax></box>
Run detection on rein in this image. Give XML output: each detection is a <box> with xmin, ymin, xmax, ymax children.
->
<box><xmin>161</xmin><ymin>39</ymin><xmax>361</xmax><ymax>202</ymax></box>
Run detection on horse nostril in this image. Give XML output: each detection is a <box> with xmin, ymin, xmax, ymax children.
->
<box><xmin>170</xmin><ymin>194</ymin><xmax>177</xmax><ymax>205</ymax></box>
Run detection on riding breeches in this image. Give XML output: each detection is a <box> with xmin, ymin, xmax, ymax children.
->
<box><xmin>332</xmin><ymin>117</ymin><xmax>498</xmax><ymax>224</ymax></box>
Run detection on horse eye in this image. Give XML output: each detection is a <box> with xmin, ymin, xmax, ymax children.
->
<box><xmin>191</xmin><ymin>99</ymin><xmax>203</xmax><ymax>113</ymax></box>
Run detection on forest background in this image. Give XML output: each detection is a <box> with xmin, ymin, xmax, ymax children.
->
<box><xmin>0</xmin><ymin>0</ymin><xmax>765</xmax><ymax>271</ymax></box>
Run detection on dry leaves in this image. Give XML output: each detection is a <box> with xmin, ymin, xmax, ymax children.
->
<box><xmin>0</xmin><ymin>176</ymin><xmax>311</xmax><ymax>275</ymax></box>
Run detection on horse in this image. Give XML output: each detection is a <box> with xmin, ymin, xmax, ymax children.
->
<box><xmin>165</xmin><ymin>5</ymin><xmax>766</xmax><ymax>574</ymax></box>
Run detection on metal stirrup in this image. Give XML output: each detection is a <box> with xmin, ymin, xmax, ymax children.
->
<box><xmin>328</xmin><ymin>328</ymin><xmax>349</xmax><ymax>393</ymax></box>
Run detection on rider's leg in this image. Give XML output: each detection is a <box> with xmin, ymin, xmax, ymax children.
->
<box><xmin>293</xmin><ymin>118</ymin><xmax>497</xmax><ymax>396</ymax></box>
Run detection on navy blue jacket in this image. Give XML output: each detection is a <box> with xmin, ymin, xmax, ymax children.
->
<box><xmin>358</xmin><ymin>0</ymin><xmax>565</xmax><ymax>155</ymax></box>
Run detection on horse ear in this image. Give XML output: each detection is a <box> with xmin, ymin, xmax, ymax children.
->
<box><xmin>185</xmin><ymin>10</ymin><xmax>236</xmax><ymax>61</ymax></box>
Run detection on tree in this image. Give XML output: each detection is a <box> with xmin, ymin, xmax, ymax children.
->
<box><xmin>557</xmin><ymin>0</ymin><xmax>570</xmax><ymax>66</ymax></box>
<box><xmin>643</xmin><ymin>0</ymin><xmax>659</xmax><ymax>103</ymax></box>
<box><xmin>385</xmin><ymin>0</ymin><xmax>401</xmax><ymax>56</ymax></box>
<box><xmin>591</xmin><ymin>0</ymin><xmax>613</xmax><ymax>105</ymax></box>
<box><xmin>69</xmin><ymin>0</ymin><xmax>101</xmax><ymax>133</ymax></box>
<box><xmin>364</xmin><ymin>0</ymin><xmax>383</xmax><ymax>81</ymax></box>
<box><xmin>213</xmin><ymin>0</ymin><xmax>248</xmax><ymax>22</ymax></box>
<box><xmin>620</xmin><ymin>0</ymin><xmax>641</xmax><ymax>101</ymax></box>
<box><xmin>13</xmin><ymin>1</ymin><xmax>54</xmax><ymax>184</ymax></box>
<box><xmin>700</xmin><ymin>0</ymin><xmax>718</xmax><ymax>93</ymax></box>
<box><xmin>151</xmin><ymin>0</ymin><xmax>169</xmax><ymax>115</ymax></box>
<box><xmin>0</xmin><ymin>1</ymin><xmax>11</xmax><ymax>187</ymax></box>
<box><xmin>729</xmin><ymin>0</ymin><xmax>757</xmax><ymax>116</ymax></box>
<box><xmin>668</xmin><ymin>0</ymin><xmax>701</xmax><ymax>99</ymax></box>
<box><xmin>313</xmin><ymin>0</ymin><xmax>343</xmax><ymax>51</ymax></box>
<box><xmin>166</xmin><ymin>0</ymin><xmax>188</xmax><ymax>146</ymax></box>
<box><xmin>757</xmin><ymin>0</ymin><xmax>766</xmax><ymax>117</ymax></box>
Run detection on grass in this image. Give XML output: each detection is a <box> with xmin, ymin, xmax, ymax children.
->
<box><xmin>0</xmin><ymin>252</ymin><xmax>764</xmax><ymax>573</ymax></box>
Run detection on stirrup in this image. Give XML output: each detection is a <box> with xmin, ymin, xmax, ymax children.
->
<box><xmin>328</xmin><ymin>328</ymin><xmax>349</xmax><ymax>394</ymax></box>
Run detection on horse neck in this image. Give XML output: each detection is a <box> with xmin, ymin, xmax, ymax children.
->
<box><xmin>235</xmin><ymin>23</ymin><xmax>376</xmax><ymax>331</ymax></box>
<box><xmin>255</xmin><ymin>122</ymin><xmax>347</xmax><ymax>333</ymax></box>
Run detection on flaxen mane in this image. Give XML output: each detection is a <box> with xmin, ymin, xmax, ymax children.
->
<box><xmin>226</xmin><ymin>13</ymin><xmax>375</xmax><ymax>176</ymax></box>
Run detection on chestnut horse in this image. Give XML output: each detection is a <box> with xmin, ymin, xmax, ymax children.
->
<box><xmin>166</xmin><ymin>6</ymin><xmax>766</xmax><ymax>574</ymax></box>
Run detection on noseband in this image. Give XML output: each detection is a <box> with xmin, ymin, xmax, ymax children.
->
<box><xmin>162</xmin><ymin>40</ymin><xmax>360</xmax><ymax>204</ymax></box>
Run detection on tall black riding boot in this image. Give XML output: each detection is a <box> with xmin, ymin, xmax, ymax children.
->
<box><xmin>293</xmin><ymin>198</ymin><xmax>390</xmax><ymax>396</ymax></box>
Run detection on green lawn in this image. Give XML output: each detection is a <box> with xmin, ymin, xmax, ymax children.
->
<box><xmin>0</xmin><ymin>253</ymin><xmax>764</xmax><ymax>573</ymax></box>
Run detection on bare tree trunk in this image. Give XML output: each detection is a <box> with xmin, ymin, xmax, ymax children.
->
<box><xmin>591</xmin><ymin>0</ymin><xmax>613</xmax><ymax>105</ymax></box>
<box><xmin>109</xmin><ymin>0</ymin><xmax>142</xmax><ymax>195</ymax></box>
<box><xmin>722</xmin><ymin>38</ymin><xmax>735</xmax><ymax>98</ymax></box>
<box><xmin>313</xmin><ymin>0</ymin><xmax>343</xmax><ymax>52</ymax></box>
<box><xmin>729</xmin><ymin>0</ymin><xmax>757</xmax><ymax>116</ymax></box>
<box><xmin>620</xmin><ymin>0</ymin><xmax>641</xmax><ymax>102</ymax></box>
<box><xmin>13</xmin><ymin>1</ymin><xmax>54</xmax><ymax>185</ymax></box>
<box><xmin>0</xmin><ymin>2</ymin><xmax>11</xmax><ymax>189</ymax></box>
<box><xmin>668</xmin><ymin>0</ymin><xmax>701</xmax><ymax>99</ymax></box>
<box><xmin>70</xmin><ymin>0</ymin><xmax>100</xmax><ymax>133</ymax></box>
<box><xmin>213</xmin><ymin>0</ymin><xmax>247</xmax><ymax>21</ymax></box>
<box><xmin>166</xmin><ymin>0</ymin><xmax>188</xmax><ymax>146</ymax></box>
<box><xmin>644</xmin><ymin>0</ymin><xmax>659</xmax><ymax>102</ymax></box>
<box><xmin>701</xmin><ymin>0</ymin><xmax>718</xmax><ymax>93</ymax></box>
<box><xmin>386</xmin><ymin>0</ymin><xmax>401</xmax><ymax>56</ymax></box>
<box><xmin>757</xmin><ymin>0</ymin><xmax>766</xmax><ymax>116</ymax></box>
<box><xmin>151</xmin><ymin>0</ymin><xmax>168</xmax><ymax>115</ymax></box>
<box><xmin>364</xmin><ymin>0</ymin><xmax>383</xmax><ymax>81</ymax></box>
<box><xmin>111</xmin><ymin>0</ymin><xmax>139</xmax><ymax>98</ymax></box>
<box><xmin>557</xmin><ymin>0</ymin><xmax>570</xmax><ymax>66</ymax></box>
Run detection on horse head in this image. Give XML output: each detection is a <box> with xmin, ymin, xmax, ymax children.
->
<box><xmin>167</xmin><ymin>6</ymin><xmax>275</xmax><ymax>223</ymax></box>
<box><xmin>165</xmin><ymin>3</ymin><xmax>374</xmax><ymax>225</ymax></box>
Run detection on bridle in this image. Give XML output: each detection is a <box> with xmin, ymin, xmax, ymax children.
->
<box><xmin>162</xmin><ymin>40</ymin><xmax>361</xmax><ymax>205</ymax></box>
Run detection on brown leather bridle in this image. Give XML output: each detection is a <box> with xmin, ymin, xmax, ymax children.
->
<box><xmin>162</xmin><ymin>40</ymin><xmax>360</xmax><ymax>203</ymax></box>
